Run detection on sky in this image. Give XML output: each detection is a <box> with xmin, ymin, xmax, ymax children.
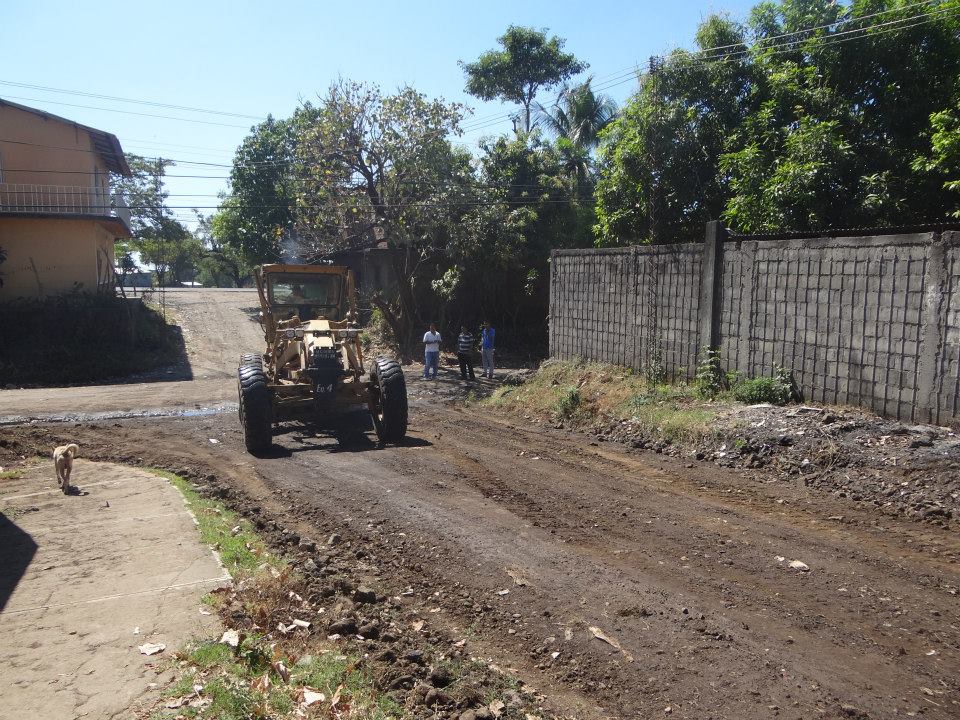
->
<box><xmin>3</xmin><ymin>0</ymin><xmax>756</xmax><ymax>229</ymax></box>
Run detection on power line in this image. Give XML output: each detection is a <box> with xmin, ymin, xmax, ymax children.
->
<box><xmin>0</xmin><ymin>79</ymin><xmax>264</xmax><ymax>120</ymax></box>
<box><xmin>590</xmin><ymin>3</ymin><xmax>960</xmax><ymax>94</ymax></box>
<box><xmin>588</xmin><ymin>0</ymin><xmax>944</xmax><ymax>89</ymax></box>
<box><xmin>0</xmin><ymin>94</ymin><xmax>252</xmax><ymax>128</ymax></box>
<box><xmin>4</xmin><ymin>3</ymin><xmax>956</xmax><ymax>181</ymax></box>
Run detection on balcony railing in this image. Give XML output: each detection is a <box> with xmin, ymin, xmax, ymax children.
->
<box><xmin>0</xmin><ymin>183</ymin><xmax>131</xmax><ymax>230</ymax></box>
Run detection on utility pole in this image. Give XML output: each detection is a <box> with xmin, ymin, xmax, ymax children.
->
<box><xmin>647</xmin><ymin>56</ymin><xmax>662</xmax><ymax>245</ymax></box>
<box><xmin>156</xmin><ymin>157</ymin><xmax>166</xmax><ymax>318</ymax></box>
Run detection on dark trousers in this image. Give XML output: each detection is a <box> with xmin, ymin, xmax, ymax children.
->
<box><xmin>457</xmin><ymin>352</ymin><xmax>476</xmax><ymax>380</ymax></box>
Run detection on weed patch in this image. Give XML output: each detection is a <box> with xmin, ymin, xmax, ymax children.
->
<box><xmin>732</xmin><ymin>369</ymin><xmax>793</xmax><ymax>405</ymax></box>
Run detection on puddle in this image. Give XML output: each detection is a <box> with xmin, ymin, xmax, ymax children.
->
<box><xmin>0</xmin><ymin>404</ymin><xmax>237</xmax><ymax>426</ymax></box>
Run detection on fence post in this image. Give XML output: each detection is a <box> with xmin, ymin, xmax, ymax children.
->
<box><xmin>548</xmin><ymin>249</ymin><xmax>557</xmax><ymax>359</ymax></box>
<box><xmin>917</xmin><ymin>232</ymin><xmax>947</xmax><ymax>424</ymax></box>
<box><xmin>698</xmin><ymin>221</ymin><xmax>727</xmax><ymax>351</ymax></box>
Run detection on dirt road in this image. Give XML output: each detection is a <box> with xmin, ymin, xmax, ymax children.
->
<box><xmin>0</xmin><ymin>288</ymin><xmax>263</xmax><ymax>422</ymax></box>
<box><xmin>1</xmin><ymin>289</ymin><xmax>958</xmax><ymax>718</ymax></box>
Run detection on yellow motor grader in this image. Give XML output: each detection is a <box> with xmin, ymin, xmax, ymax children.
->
<box><xmin>237</xmin><ymin>263</ymin><xmax>407</xmax><ymax>454</ymax></box>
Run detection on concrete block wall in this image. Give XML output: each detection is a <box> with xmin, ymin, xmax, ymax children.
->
<box><xmin>550</xmin><ymin>228</ymin><xmax>960</xmax><ymax>424</ymax></box>
<box><xmin>550</xmin><ymin>244</ymin><xmax>703</xmax><ymax>378</ymax></box>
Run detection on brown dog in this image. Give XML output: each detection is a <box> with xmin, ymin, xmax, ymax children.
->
<box><xmin>53</xmin><ymin>443</ymin><xmax>79</xmax><ymax>495</ymax></box>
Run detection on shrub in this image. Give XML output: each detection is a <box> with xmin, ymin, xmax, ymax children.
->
<box><xmin>732</xmin><ymin>370</ymin><xmax>792</xmax><ymax>405</ymax></box>
<box><xmin>645</xmin><ymin>345</ymin><xmax>666</xmax><ymax>386</ymax></box>
<box><xmin>694</xmin><ymin>347</ymin><xmax>725</xmax><ymax>400</ymax></box>
<box><xmin>555</xmin><ymin>386</ymin><xmax>581</xmax><ymax>417</ymax></box>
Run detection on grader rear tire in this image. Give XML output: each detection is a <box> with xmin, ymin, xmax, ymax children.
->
<box><xmin>238</xmin><ymin>359</ymin><xmax>272</xmax><ymax>455</ymax></box>
<box><xmin>371</xmin><ymin>357</ymin><xmax>408</xmax><ymax>443</ymax></box>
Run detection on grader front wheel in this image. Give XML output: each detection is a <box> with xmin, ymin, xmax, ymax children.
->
<box><xmin>370</xmin><ymin>357</ymin><xmax>408</xmax><ymax>443</ymax></box>
<box><xmin>238</xmin><ymin>357</ymin><xmax>272</xmax><ymax>455</ymax></box>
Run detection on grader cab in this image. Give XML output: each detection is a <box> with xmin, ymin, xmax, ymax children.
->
<box><xmin>237</xmin><ymin>263</ymin><xmax>407</xmax><ymax>454</ymax></box>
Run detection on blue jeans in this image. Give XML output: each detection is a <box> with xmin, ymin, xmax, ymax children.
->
<box><xmin>424</xmin><ymin>350</ymin><xmax>439</xmax><ymax>378</ymax></box>
<box><xmin>481</xmin><ymin>347</ymin><xmax>495</xmax><ymax>377</ymax></box>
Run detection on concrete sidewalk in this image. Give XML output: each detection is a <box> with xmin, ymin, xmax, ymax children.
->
<box><xmin>0</xmin><ymin>459</ymin><xmax>229</xmax><ymax>719</ymax></box>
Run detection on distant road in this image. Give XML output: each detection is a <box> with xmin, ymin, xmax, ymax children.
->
<box><xmin>0</xmin><ymin>288</ymin><xmax>263</xmax><ymax>422</ymax></box>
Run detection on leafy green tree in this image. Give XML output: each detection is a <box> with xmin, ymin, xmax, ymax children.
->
<box><xmin>113</xmin><ymin>154</ymin><xmax>196</xmax><ymax>285</ymax></box>
<box><xmin>195</xmin><ymin>213</ymin><xmax>252</xmax><ymax>287</ymax></box>
<box><xmin>113</xmin><ymin>154</ymin><xmax>174</xmax><ymax>237</ymax></box>
<box><xmin>442</xmin><ymin>133</ymin><xmax>592</xmax><ymax>342</ymax></box>
<box><xmin>115</xmin><ymin>240</ymin><xmax>137</xmax><ymax>295</ymax></box>
<box><xmin>294</xmin><ymin>80</ymin><xmax>472</xmax><ymax>358</ymax></box>
<box><xmin>595</xmin><ymin>0</ymin><xmax>960</xmax><ymax>241</ymax></box>
<box><xmin>461</xmin><ymin>26</ymin><xmax>587</xmax><ymax>132</ymax></box>
<box><xmin>214</xmin><ymin>115</ymin><xmax>298</xmax><ymax>264</ymax></box>
<box><xmin>535</xmin><ymin>78</ymin><xmax>617</xmax><ymax>151</ymax></box>
<box><xmin>136</xmin><ymin>219</ymin><xmax>202</xmax><ymax>286</ymax></box>
<box><xmin>915</xmin><ymin>103</ymin><xmax>960</xmax><ymax>216</ymax></box>
<box><xmin>535</xmin><ymin>78</ymin><xmax>618</xmax><ymax>195</ymax></box>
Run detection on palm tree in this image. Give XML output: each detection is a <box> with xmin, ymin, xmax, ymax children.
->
<box><xmin>535</xmin><ymin>77</ymin><xmax>618</xmax><ymax>151</ymax></box>
<box><xmin>535</xmin><ymin>77</ymin><xmax>618</xmax><ymax>194</ymax></box>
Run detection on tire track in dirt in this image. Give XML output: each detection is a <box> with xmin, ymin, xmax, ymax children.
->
<box><xmin>4</xmin><ymin>389</ymin><xmax>958</xmax><ymax>718</ymax></box>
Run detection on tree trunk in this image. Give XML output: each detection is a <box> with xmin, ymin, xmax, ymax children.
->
<box><xmin>370</xmin><ymin>293</ymin><xmax>412</xmax><ymax>363</ymax></box>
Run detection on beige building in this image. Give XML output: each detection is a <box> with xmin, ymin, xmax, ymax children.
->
<box><xmin>0</xmin><ymin>98</ymin><xmax>132</xmax><ymax>299</ymax></box>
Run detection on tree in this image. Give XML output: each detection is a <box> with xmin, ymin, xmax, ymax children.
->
<box><xmin>113</xmin><ymin>153</ymin><xmax>196</xmax><ymax>285</ymax></box>
<box><xmin>195</xmin><ymin>213</ymin><xmax>252</xmax><ymax>287</ymax></box>
<box><xmin>914</xmin><ymin>103</ymin><xmax>960</xmax><ymax>217</ymax></box>
<box><xmin>442</xmin><ymin>133</ymin><xmax>593</xmax><ymax>343</ymax></box>
<box><xmin>294</xmin><ymin>80</ymin><xmax>472</xmax><ymax>359</ymax></box>
<box><xmin>136</xmin><ymin>218</ymin><xmax>202</xmax><ymax>286</ymax></box>
<box><xmin>115</xmin><ymin>240</ymin><xmax>137</xmax><ymax>295</ymax></box>
<box><xmin>535</xmin><ymin>78</ymin><xmax>618</xmax><ymax>195</ymax></box>
<box><xmin>461</xmin><ymin>26</ymin><xmax>587</xmax><ymax>132</ymax></box>
<box><xmin>594</xmin><ymin>0</ymin><xmax>960</xmax><ymax>242</ymax></box>
<box><xmin>535</xmin><ymin>78</ymin><xmax>618</xmax><ymax>150</ymax></box>
<box><xmin>214</xmin><ymin>115</ymin><xmax>298</xmax><ymax>264</ymax></box>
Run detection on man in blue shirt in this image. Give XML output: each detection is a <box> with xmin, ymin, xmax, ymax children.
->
<box><xmin>480</xmin><ymin>321</ymin><xmax>495</xmax><ymax>380</ymax></box>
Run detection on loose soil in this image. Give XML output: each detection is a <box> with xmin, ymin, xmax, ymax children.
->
<box><xmin>1</xmin><ymin>289</ymin><xmax>958</xmax><ymax>719</ymax></box>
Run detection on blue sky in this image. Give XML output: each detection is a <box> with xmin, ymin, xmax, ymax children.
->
<box><xmin>3</xmin><ymin>0</ymin><xmax>755</xmax><ymax>227</ymax></box>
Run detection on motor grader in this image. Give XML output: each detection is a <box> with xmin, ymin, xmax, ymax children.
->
<box><xmin>237</xmin><ymin>263</ymin><xmax>407</xmax><ymax>454</ymax></box>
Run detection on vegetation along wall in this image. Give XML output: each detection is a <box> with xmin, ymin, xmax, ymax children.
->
<box><xmin>549</xmin><ymin>223</ymin><xmax>960</xmax><ymax>425</ymax></box>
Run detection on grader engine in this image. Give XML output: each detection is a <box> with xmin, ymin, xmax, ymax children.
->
<box><xmin>237</xmin><ymin>264</ymin><xmax>407</xmax><ymax>454</ymax></box>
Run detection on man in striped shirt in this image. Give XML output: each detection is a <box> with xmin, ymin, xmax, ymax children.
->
<box><xmin>457</xmin><ymin>325</ymin><xmax>476</xmax><ymax>381</ymax></box>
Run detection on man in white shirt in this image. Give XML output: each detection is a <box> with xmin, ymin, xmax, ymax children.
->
<box><xmin>422</xmin><ymin>323</ymin><xmax>441</xmax><ymax>380</ymax></box>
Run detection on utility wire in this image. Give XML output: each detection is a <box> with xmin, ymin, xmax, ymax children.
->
<box><xmin>591</xmin><ymin>4</ymin><xmax>960</xmax><ymax>93</ymax></box>
<box><xmin>588</xmin><ymin>0</ymin><xmax>946</xmax><ymax>88</ymax></box>
<box><xmin>0</xmin><ymin>94</ymin><xmax>253</xmax><ymax>128</ymax></box>
<box><xmin>0</xmin><ymin>79</ymin><xmax>264</xmax><ymax>120</ymax></box>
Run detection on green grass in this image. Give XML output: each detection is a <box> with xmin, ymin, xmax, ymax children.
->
<box><xmin>0</xmin><ymin>469</ymin><xmax>23</xmax><ymax>480</ymax></box>
<box><xmin>485</xmin><ymin>361</ymin><xmax>718</xmax><ymax>442</ymax></box>
<box><xmin>155</xmin><ymin>642</ymin><xmax>405</xmax><ymax>720</ymax></box>
<box><xmin>148</xmin><ymin>469</ymin><xmax>282</xmax><ymax>576</ymax></box>
<box><xmin>621</xmin><ymin>384</ymin><xmax>717</xmax><ymax>442</ymax></box>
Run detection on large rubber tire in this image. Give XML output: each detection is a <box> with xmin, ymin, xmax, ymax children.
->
<box><xmin>371</xmin><ymin>357</ymin><xmax>408</xmax><ymax>443</ymax></box>
<box><xmin>238</xmin><ymin>360</ymin><xmax>272</xmax><ymax>455</ymax></box>
<box><xmin>239</xmin><ymin>353</ymin><xmax>263</xmax><ymax>368</ymax></box>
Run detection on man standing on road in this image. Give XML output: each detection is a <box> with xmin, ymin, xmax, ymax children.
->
<box><xmin>457</xmin><ymin>325</ymin><xmax>476</xmax><ymax>381</ymax></box>
<box><xmin>423</xmin><ymin>323</ymin><xmax>441</xmax><ymax>380</ymax></box>
<box><xmin>481</xmin><ymin>321</ymin><xmax>495</xmax><ymax>380</ymax></box>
